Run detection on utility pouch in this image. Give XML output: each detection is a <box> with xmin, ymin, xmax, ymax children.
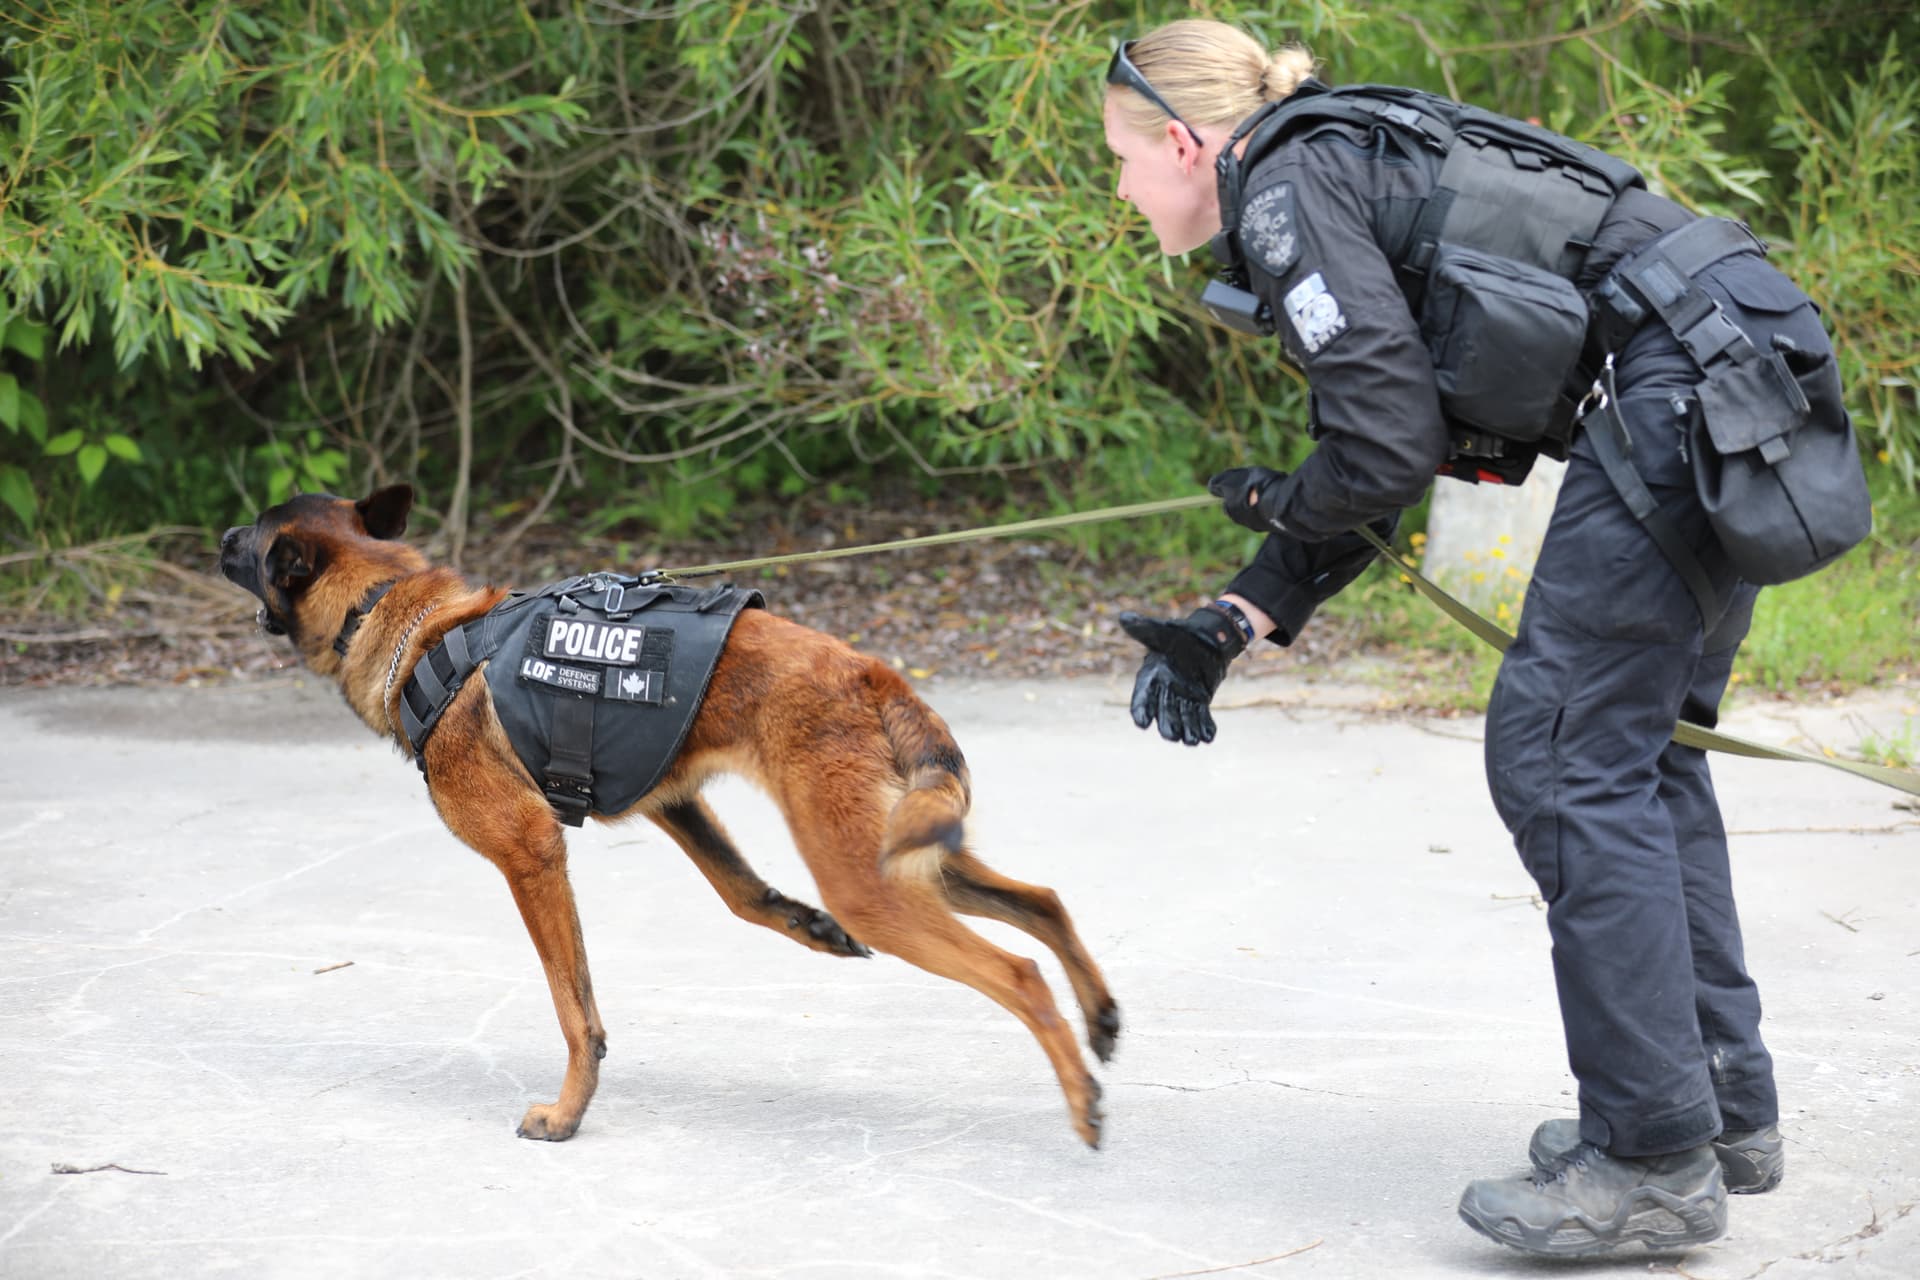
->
<box><xmin>1690</xmin><ymin>336</ymin><xmax>1872</xmax><ymax>584</ymax></box>
<box><xmin>1200</xmin><ymin>277</ymin><xmax>1274</xmax><ymax>337</ymax></box>
<box><xmin>1421</xmin><ymin>243</ymin><xmax>1590</xmax><ymax>440</ymax></box>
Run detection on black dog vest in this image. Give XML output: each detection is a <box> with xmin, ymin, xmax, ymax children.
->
<box><xmin>398</xmin><ymin>573</ymin><xmax>763</xmax><ymax>825</ymax></box>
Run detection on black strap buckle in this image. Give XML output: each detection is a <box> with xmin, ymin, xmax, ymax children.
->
<box><xmin>542</xmin><ymin>774</ymin><xmax>593</xmax><ymax>827</ymax></box>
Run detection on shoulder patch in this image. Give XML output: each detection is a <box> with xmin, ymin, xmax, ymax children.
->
<box><xmin>1283</xmin><ymin>272</ymin><xmax>1349</xmax><ymax>356</ymax></box>
<box><xmin>1239</xmin><ymin>182</ymin><xmax>1299</xmax><ymax>277</ymax></box>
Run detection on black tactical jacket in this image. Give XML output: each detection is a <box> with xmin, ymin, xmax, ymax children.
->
<box><xmin>1222</xmin><ymin>116</ymin><xmax>1691</xmax><ymax>642</ymax></box>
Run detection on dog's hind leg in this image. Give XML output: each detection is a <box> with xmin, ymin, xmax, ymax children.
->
<box><xmin>649</xmin><ymin>797</ymin><xmax>871</xmax><ymax>958</ymax></box>
<box><xmin>833</xmin><ymin>886</ymin><xmax>1105</xmax><ymax>1143</ymax></box>
<box><xmin>821</xmin><ymin>872</ymin><xmax>1105</xmax><ymax>1148</ymax></box>
<box><xmin>938</xmin><ymin>852</ymin><xmax>1121</xmax><ymax>1064</ymax></box>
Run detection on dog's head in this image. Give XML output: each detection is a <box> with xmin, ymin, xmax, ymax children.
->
<box><xmin>219</xmin><ymin>485</ymin><xmax>420</xmax><ymax>648</ymax></box>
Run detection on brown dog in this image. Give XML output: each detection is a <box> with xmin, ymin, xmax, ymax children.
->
<box><xmin>218</xmin><ymin>485</ymin><xmax>1116</xmax><ymax>1145</ymax></box>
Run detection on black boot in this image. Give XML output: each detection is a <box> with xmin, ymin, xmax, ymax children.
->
<box><xmin>1530</xmin><ymin>1117</ymin><xmax>1785</xmax><ymax>1193</ymax></box>
<box><xmin>1458</xmin><ymin>1141</ymin><xmax>1727</xmax><ymax>1257</ymax></box>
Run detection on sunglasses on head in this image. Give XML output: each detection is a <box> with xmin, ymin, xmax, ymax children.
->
<box><xmin>1106</xmin><ymin>40</ymin><xmax>1206</xmax><ymax>150</ymax></box>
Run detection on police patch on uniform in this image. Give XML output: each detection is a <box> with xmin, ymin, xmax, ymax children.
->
<box><xmin>1240</xmin><ymin>182</ymin><xmax>1299</xmax><ymax>277</ymax></box>
<box><xmin>1283</xmin><ymin>272</ymin><xmax>1348</xmax><ymax>355</ymax></box>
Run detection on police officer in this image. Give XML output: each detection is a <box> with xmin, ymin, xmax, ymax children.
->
<box><xmin>1103</xmin><ymin>17</ymin><xmax>1807</xmax><ymax>1257</ymax></box>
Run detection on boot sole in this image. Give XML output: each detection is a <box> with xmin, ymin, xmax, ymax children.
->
<box><xmin>1459</xmin><ymin>1181</ymin><xmax>1729</xmax><ymax>1258</ymax></box>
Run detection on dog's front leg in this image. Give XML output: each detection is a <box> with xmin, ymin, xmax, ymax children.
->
<box><xmin>440</xmin><ymin>789</ymin><xmax>605</xmax><ymax>1140</ymax></box>
<box><xmin>498</xmin><ymin>839</ymin><xmax>605</xmax><ymax>1141</ymax></box>
<box><xmin>428</xmin><ymin>693</ymin><xmax>607</xmax><ymax>1140</ymax></box>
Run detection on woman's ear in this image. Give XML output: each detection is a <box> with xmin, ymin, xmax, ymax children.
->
<box><xmin>1168</xmin><ymin>118</ymin><xmax>1205</xmax><ymax>174</ymax></box>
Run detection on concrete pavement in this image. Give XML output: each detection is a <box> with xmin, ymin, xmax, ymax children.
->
<box><xmin>1</xmin><ymin>670</ymin><xmax>1916</xmax><ymax>1277</ymax></box>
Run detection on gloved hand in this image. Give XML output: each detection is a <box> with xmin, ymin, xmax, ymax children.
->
<box><xmin>1208</xmin><ymin>465</ymin><xmax>1288</xmax><ymax>533</ymax></box>
<box><xmin>1118</xmin><ymin>606</ymin><xmax>1247</xmax><ymax>746</ymax></box>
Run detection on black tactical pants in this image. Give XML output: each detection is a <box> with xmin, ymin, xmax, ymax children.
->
<box><xmin>1482</xmin><ymin>252</ymin><xmax>1821</xmax><ymax>1156</ymax></box>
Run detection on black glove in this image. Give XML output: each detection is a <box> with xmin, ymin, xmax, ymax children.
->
<box><xmin>1118</xmin><ymin>606</ymin><xmax>1246</xmax><ymax>746</ymax></box>
<box><xmin>1207</xmin><ymin>466</ymin><xmax>1289</xmax><ymax>533</ymax></box>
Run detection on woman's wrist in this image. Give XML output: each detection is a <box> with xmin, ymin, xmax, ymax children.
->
<box><xmin>1216</xmin><ymin>592</ymin><xmax>1275</xmax><ymax>642</ymax></box>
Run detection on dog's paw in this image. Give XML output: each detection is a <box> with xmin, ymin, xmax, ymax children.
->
<box><xmin>783</xmin><ymin>903</ymin><xmax>872</xmax><ymax>958</ymax></box>
<box><xmin>1075</xmin><ymin>1076</ymin><xmax>1105</xmax><ymax>1150</ymax></box>
<box><xmin>515</xmin><ymin>1103</ymin><xmax>580</xmax><ymax>1142</ymax></box>
<box><xmin>1090</xmin><ymin>1002</ymin><xmax>1121</xmax><ymax>1064</ymax></box>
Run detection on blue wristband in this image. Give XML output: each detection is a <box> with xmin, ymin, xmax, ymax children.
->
<box><xmin>1212</xmin><ymin>598</ymin><xmax>1255</xmax><ymax>645</ymax></box>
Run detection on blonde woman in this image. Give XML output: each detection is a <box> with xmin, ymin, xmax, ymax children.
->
<box><xmin>1100</xmin><ymin>16</ymin><xmax>1850</xmax><ymax>1259</ymax></box>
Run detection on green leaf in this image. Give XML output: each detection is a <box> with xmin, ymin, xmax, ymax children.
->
<box><xmin>3</xmin><ymin>319</ymin><xmax>43</xmax><ymax>360</ymax></box>
<box><xmin>0</xmin><ymin>463</ymin><xmax>34</xmax><ymax>529</ymax></box>
<box><xmin>77</xmin><ymin>443</ymin><xmax>108</xmax><ymax>486</ymax></box>
<box><xmin>104</xmin><ymin>433</ymin><xmax>143</xmax><ymax>462</ymax></box>
<box><xmin>44</xmin><ymin>428</ymin><xmax>84</xmax><ymax>456</ymax></box>
<box><xmin>0</xmin><ymin>372</ymin><xmax>16</xmax><ymax>430</ymax></box>
<box><xmin>18</xmin><ymin>390</ymin><xmax>46</xmax><ymax>444</ymax></box>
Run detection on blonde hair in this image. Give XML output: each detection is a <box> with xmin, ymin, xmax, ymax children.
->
<box><xmin>1108</xmin><ymin>19</ymin><xmax>1317</xmax><ymax>138</ymax></box>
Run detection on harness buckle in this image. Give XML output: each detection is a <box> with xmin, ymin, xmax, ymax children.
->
<box><xmin>543</xmin><ymin>773</ymin><xmax>593</xmax><ymax>827</ymax></box>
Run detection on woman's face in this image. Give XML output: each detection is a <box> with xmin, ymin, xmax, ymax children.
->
<box><xmin>1103</xmin><ymin>94</ymin><xmax>1221</xmax><ymax>257</ymax></box>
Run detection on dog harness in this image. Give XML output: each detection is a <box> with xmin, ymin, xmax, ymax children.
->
<box><xmin>397</xmin><ymin>573</ymin><xmax>763</xmax><ymax>825</ymax></box>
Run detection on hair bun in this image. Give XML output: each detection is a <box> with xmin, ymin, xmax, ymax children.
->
<box><xmin>1262</xmin><ymin>45</ymin><xmax>1316</xmax><ymax>101</ymax></box>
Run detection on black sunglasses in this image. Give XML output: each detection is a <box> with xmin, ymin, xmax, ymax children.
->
<box><xmin>1106</xmin><ymin>41</ymin><xmax>1206</xmax><ymax>150</ymax></box>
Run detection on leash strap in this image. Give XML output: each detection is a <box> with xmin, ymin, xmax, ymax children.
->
<box><xmin>661</xmin><ymin>497</ymin><xmax>1219</xmax><ymax>577</ymax></box>
<box><xmin>1351</xmin><ymin>523</ymin><xmax>1920</xmax><ymax>796</ymax></box>
<box><xmin>647</xmin><ymin>489</ymin><xmax>1912</xmax><ymax>796</ymax></box>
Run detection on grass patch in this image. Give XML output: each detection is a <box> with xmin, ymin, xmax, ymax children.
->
<box><xmin>1734</xmin><ymin>477</ymin><xmax>1920</xmax><ymax>692</ymax></box>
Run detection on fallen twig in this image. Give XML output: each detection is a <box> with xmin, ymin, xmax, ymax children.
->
<box><xmin>1144</xmin><ymin>1240</ymin><xmax>1324</xmax><ymax>1278</ymax></box>
<box><xmin>1729</xmin><ymin>820</ymin><xmax>1920</xmax><ymax>836</ymax></box>
<box><xmin>312</xmin><ymin>960</ymin><xmax>355</xmax><ymax>975</ymax></box>
<box><xmin>51</xmin><ymin>1162</ymin><xmax>166</xmax><ymax>1176</ymax></box>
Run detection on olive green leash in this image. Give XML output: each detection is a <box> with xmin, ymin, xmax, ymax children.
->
<box><xmin>1347</xmin><ymin>523</ymin><xmax>1920</xmax><ymax>796</ymax></box>
<box><xmin>664</xmin><ymin>492</ymin><xmax>1918</xmax><ymax>796</ymax></box>
<box><xmin>663</xmin><ymin>496</ymin><xmax>1220</xmax><ymax>576</ymax></box>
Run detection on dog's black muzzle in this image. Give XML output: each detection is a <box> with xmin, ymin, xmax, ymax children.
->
<box><xmin>218</xmin><ymin>526</ymin><xmax>287</xmax><ymax>635</ymax></box>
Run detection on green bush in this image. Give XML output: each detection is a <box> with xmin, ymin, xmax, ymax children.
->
<box><xmin>0</xmin><ymin>0</ymin><xmax>1912</xmax><ymax>683</ymax></box>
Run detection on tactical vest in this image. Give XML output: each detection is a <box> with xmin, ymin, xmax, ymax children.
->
<box><xmin>398</xmin><ymin>573</ymin><xmax>763</xmax><ymax>825</ymax></box>
<box><xmin>1205</xmin><ymin>80</ymin><xmax>1646</xmax><ymax>481</ymax></box>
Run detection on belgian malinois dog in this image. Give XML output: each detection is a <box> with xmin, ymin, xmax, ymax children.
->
<box><xmin>219</xmin><ymin>485</ymin><xmax>1117</xmax><ymax>1145</ymax></box>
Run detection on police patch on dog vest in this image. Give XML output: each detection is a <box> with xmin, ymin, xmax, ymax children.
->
<box><xmin>520</xmin><ymin>613</ymin><xmax>667</xmax><ymax>704</ymax></box>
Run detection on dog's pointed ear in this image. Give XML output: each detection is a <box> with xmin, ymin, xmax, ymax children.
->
<box><xmin>356</xmin><ymin>485</ymin><xmax>414</xmax><ymax>540</ymax></box>
<box><xmin>266</xmin><ymin>532</ymin><xmax>318</xmax><ymax>590</ymax></box>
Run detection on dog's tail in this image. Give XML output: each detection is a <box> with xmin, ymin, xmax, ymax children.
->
<box><xmin>876</xmin><ymin>686</ymin><xmax>972</xmax><ymax>881</ymax></box>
